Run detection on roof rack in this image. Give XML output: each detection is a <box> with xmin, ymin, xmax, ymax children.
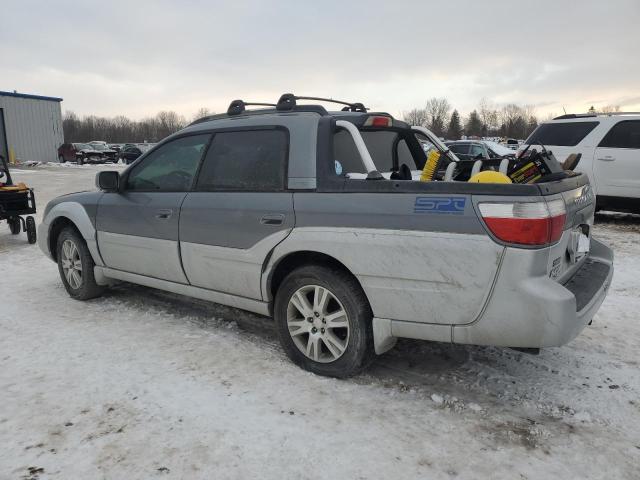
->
<box><xmin>554</xmin><ymin>112</ymin><xmax>640</xmax><ymax>120</ymax></box>
<box><xmin>276</xmin><ymin>93</ymin><xmax>368</xmax><ymax>113</ymax></box>
<box><xmin>227</xmin><ymin>100</ymin><xmax>276</xmax><ymax>116</ymax></box>
<box><xmin>190</xmin><ymin>93</ymin><xmax>371</xmax><ymax>126</ymax></box>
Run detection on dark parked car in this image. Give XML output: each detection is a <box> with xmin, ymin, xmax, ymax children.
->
<box><xmin>57</xmin><ymin>143</ymin><xmax>104</xmax><ymax>164</ymax></box>
<box><xmin>89</xmin><ymin>143</ymin><xmax>118</xmax><ymax>162</ymax></box>
<box><xmin>121</xmin><ymin>144</ymin><xmax>155</xmax><ymax>164</ymax></box>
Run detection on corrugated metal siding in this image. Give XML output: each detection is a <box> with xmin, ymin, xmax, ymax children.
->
<box><xmin>0</xmin><ymin>95</ymin><xmax>64</xmax><ymax>163</ymax></box>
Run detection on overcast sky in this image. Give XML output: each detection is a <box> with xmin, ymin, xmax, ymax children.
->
<box><xmin>2</xmin><ymin>0</ymin><xmax>639</xmax><ymax>121</ymax></box>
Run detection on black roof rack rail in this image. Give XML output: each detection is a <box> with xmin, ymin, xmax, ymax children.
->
<box><xmin>276</xmin><ymin>93</ymin><xmax>368</xmax><ymax>113</ymax></box>
<box><xmin>227</xmin><ymin>100</ymin><xmax>277</xmax><ymax>116</ymax></box>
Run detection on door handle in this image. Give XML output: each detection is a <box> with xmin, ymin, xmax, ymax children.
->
<box><xmin>597</xmin><ymin>156</ymin><xmax>615</xmax><ymax>162</ymax></box>
<box><xmin>155</xmin><ymin>209</ymin><xmax>173</xmax><ymax>219</ymax></box>
<box><xmin>260</xmin><ymin>214</ymin><xmax>285</xmax><ymax>225</ymax></box>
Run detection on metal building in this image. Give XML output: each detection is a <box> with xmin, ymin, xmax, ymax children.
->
<box><xmin>0</xmin><ymin>90</ymin><xmax>64</xmax><ymax>164</ymax></box>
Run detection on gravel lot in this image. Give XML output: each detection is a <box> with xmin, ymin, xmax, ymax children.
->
<box><xmin>1</xmin><ymin>163</ymin><xmax>639</xmax><ymax>479</ymax></box>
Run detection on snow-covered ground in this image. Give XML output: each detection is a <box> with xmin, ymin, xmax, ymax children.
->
<box><xmin>1</xmin><ymin>163</ymin><xmax>639</xmax><ymax>479</ymax></box>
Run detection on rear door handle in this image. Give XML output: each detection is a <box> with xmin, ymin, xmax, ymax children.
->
<box><xmin>597</xmin><ymin>156</ymin><xmax>615</xmax><ymax>162</ymax></box>
<box><xmin>260</xmin><ymin>213</ymin><xmax>285</xmax><ymax>225</ymax></box>
<box><xmin>155</xmin><ymin>209</ymin><xmax>173</xmax><ymax>219</ymax></box>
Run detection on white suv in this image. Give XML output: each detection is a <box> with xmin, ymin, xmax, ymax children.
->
<box><xmin>523</xmin><ymin>113</ymin><xmax>640</xmax><ymax>213</ymax></box>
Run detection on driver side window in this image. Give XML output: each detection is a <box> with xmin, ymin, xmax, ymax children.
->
<box><xmin>126</xmin><ymin>134</ymin><xmax>210</xmax><ymax>191</ymax></box>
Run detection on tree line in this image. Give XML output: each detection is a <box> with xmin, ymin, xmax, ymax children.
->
<box><xmin>62</xmin><ymin>108</ymin><xmax>213</xmax><ymax>143</ymax></box>
<box><xmin>403</xmin><ymin>98</ymin><xmax>540</xmax><ymax>140</ymax></box>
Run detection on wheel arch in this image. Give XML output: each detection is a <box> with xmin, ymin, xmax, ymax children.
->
<box><xmin>48</xmin><ymin>216</ymin><xmax>82</xmax><ymax>262</ymax></box>
<box><xmin>266</xmin><ymin>250</ymin><xmax>370</xmax><ymax>314</ymax></box>
<box><xmin>43</xmin><ymin>201</ymin><xmax>103</xmax><ymax>266</ymax></box>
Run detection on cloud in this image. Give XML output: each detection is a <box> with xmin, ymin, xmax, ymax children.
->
<box><xmin>2</xmin><ymin>0</ymin><xmax>638</xmax><ymax>119</ymax></box>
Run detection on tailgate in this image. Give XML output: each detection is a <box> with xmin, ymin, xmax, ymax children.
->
<box><xmin>542</xmin><ymin>174</ymin><xmax>596</xmax><ymax>283</ymax></box>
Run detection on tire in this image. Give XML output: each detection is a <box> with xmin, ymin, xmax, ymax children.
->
<box><xmin>58</xmin><ymin>154</ymin><xmax>66</xmax><ymax>163</ymax></box>
<box><xmin>8</xmin><ymin>217</ymin><xmax>20</xmax><ymax>235</ymax></box>
<box><xmin>274</xmin><ymin>264</ymin><xmax>375</xmax><ymax>378</ymax></box>
<box><xmin>78</xmin><ymin>157</ymin><xmax>85</xmax><ymax>165</ymax></box>
<box><xmin>56</xmin><ymin>227</ymin><xmax>105</xmax><ymax>300</ymax></box>
<box><xmin>25</xmin><ymin>216</ymin><xmax>36</xmax><ymax>244</ymax></box>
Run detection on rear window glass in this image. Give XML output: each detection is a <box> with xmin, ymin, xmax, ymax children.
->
<box><xmin>333</xmin><ymin>129</ymin><xmax>419</xmax><ymax>174</ymax></box>
<box><xmin>525</xmin><ymin>121</ymin><xmax>599</xmax><ymax>146</ymax></box>
<box><xmin>598</xmin><ymin>120</ymin><xmax>640</xmax><ymax>149</ymax></box>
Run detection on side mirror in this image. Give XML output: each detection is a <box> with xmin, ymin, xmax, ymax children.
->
<box><xmin>96</xmin><ymin>171</ymin><xmax>120</xmax><ymax>192</ymax></box>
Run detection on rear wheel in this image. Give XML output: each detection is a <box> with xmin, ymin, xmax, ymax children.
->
<box><xmin>25</xmin><ymin>216</ymin><xmax>36</xmax><ymax>244</ymax></box>
<box><xmin>274</xmin><ymin>264</ymin><xmax>374</xmax><ymax>378</ymax></box>
<box><xmin>8</xmin><ymin>217</ymin><xmax>20</xmax><ymax>234</ymax></box>
<box><xmin>56</xmin><ymin>227</ymin><xmax>105</xmax><ymax>300</ymax></box>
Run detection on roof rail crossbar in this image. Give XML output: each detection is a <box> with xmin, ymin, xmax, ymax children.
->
<box><xmin>228</xmin><ymin>100</ymin><xmax>277</xmax><ymax>116</ymax></box>
<box><xmin>276</xmin><ymin>93</ymin><xmax>368</xmax><ymax>112</ymax></box>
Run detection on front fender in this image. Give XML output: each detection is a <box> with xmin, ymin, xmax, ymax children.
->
<box><xmin>39</xmin><ymin>201</ymin><xmax>103</xmax><ymax>266</ymax></box>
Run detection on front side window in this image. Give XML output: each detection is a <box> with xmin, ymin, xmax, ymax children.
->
<box><xmin>196</xmin><ymin>129</ymin><xmax>288</xmax><ymax>191</ymax></box>
<box><xmin>126</xmin><ymin>134</ymin><xmax>210</xmax><ymax>191</ymax></box>
<box><xmin>525</xmin><ymin>121</ymin><xmax>599</xmax><ymax>147</ymax></box>
<box><xmin>598</xmin><ymin>120</ymin><xmax>640</xmax><ymax>149</ymax></box>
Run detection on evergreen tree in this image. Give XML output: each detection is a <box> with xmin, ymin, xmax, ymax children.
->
<box><xmin>446</xmin><ymin>110</ymin><xmax>463</xmax><ymax>140</ymax></box>
<box><xmin>464</xmin><ymin>110</ymin><xmax>483</xmax><ymax>137</ymax></box>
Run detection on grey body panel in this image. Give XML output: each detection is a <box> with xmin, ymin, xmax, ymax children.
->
<box><xmin>95</xmin><ymin>192</ymin><xmax>188</xmax><ymax>283</ymax></box>
<box><xmin>293</xmin><ymin>192</ymin><xmax>485</xmax><ymax>234</ymax></box>
<box><xmin>180</xmin><ymin>192</ymin><xmax>295</xmax><ymax>298</ymax></box>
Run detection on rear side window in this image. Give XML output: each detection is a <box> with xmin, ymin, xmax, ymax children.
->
<box><xmin>469</xmin><ymin>144</ymin><xmax>484</xmax><ymax>158</ymax></box>
<box><xmin>449</xmin><ymin>143</ymin><xmax>469</xmax><ymax>155</ymax></box>
<box><xmin>598</xmin><ymin>120</ymin><xmax>640</xmax><ymax>149</ymax></box>
<box><xmin>526</xmin><ymin>121</ymin><xmax>599</xmax><ymax>146</ymax></box>
<box><xmin>196</xmin><ymin>129</ymin><xmax>288</xmax><ymax>191</ymax></box>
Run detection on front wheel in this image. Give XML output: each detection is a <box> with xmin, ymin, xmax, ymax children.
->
<box><xmin>274</xmin><ymin>265</ymin><xmax>374</xmax><ymax>378</ymax></box>
<box><xmin>58</xmin><ymin>154</ymin><xmax>66</xmax><ymax>163</ymax></box>
<box><xmin>56</xmin><ymin>227</ymin><xmax>105</xmax><ymax>300</ymax></box>
<box><xmin>8</xmin><ymin>217</ymin><xmax>20</xmax><ymax>234</ymax></box>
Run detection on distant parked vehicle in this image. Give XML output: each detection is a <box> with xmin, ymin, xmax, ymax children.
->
<box><xmin>121</xmin><ymin>143</ymin><xmax>155</xmax><ymax>164</ymax></box>
<box><xmin>89</xmin><ymin>143</ymin><xmax>118</xmax><ymax>162</ymax></box>
<box><xmin>57</xmin><ymin>143</ymin><xmax>104</xmax><ymax>165</ymax></box>
<box><xmin>503</xmin><ymin>138</ymin><xmax>521</xmax><ymax>150</ymax></box>
<box><xmin>446</xmin><ymin>140</ymin><xmax>515</xmax><ymax>161</ymax></box>
<box><xmin>522</xmin><ymin>112</ymin><xmax>640</xmax><ymax>213</ymax></box>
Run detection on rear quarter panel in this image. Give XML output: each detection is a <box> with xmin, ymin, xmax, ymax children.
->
<box><xmin>269</xmin><ymin>192</ymin><xmax>505</xmax><ymax>325</ymax></box>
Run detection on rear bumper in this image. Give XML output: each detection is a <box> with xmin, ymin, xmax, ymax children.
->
<box><xmin>452</xmin><ymin>238</ymin><xmax>613</xmax><ymax>348</ymax></box>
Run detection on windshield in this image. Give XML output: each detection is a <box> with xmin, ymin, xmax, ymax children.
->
<box><xmin>75</xmin><ymin>143</ymin><xmax>91</xmax><ymax>150</ymax></box>
<box><xmin>91</xmin><ymin>144</ymin><xmax>106</xmax><ymax>150</ymax></box>
<box><xmin>482</xmin><ymin>141</ymin><xmax>513</xmax><ymax>156</ymax></box>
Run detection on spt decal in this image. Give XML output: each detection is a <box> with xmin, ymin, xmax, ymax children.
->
<box><xmin>414</xmin><ymin>196</ymin><xmax>466</xmax><ymax>215</ymax></box>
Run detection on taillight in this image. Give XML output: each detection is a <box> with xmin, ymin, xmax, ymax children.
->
<box><xmin>478</xmin><ymin>199</ymin><xmax>566</xmax><ymax>247</ymax></box>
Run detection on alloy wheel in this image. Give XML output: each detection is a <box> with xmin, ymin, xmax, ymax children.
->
<box><xmin>287</xmin><ymin>285</ymin><xmax>350</xmax><ymax>363</ymax></box>
<box><xmin>61</xmin><ymin>239</ymin><xmax>83</xmax><ymax>289</ymax></box>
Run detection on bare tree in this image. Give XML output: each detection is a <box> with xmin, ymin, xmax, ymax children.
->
<box><xmin>599</xmin><ymin>105</ymin><xmax>621</xmax><ymax>113</ymax></box>
<box><xmin>424</xmin><ymin>98</ymin><xmax>451</xmax><ymax>137</ymax></box>
<box><xmin>193</xmin><ymin>107</ymin><xmax>213</xmax><ymax>122</ymax></box>
<box><xmin>403</xmin><ymin>108</ymin><xmax>428</xmax><ymax>127</ymax></box>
